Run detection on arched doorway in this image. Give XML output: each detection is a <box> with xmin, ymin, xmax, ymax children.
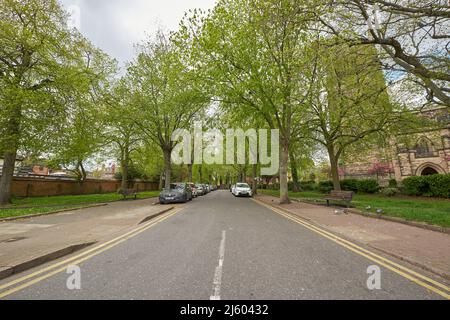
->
<box><xmin>415</xmin><ymin>163</ymin><xmax>445</xmax><ymax>176</ymax></box>
<box><xmin>421</xmin><ymin>167</ymin><xmax>439</xmax><ymax>176</ymax></box>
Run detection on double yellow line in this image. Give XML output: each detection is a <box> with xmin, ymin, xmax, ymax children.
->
<box><xmin>0</xmin><ymin>207</ymin><xmax>184</xmax><ymax>299</ymax></box>
<box><xmin>253</xmin><ymin>198</ymin><xmax>450</xmax><ymax>300</ymax></box>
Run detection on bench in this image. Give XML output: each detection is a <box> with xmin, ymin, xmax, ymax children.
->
<box><xmin>118</xmin><ymin>188</ymin><xmax>138</xmax><ymax>199</ymax></box>
<box><xmin>324</xmin><ymin>190</ymin><xmax>353</xmax><ymax>207</ymax></box>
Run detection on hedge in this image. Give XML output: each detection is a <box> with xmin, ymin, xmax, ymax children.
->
<box><xmin>388</xmin><ymin>179</ymin><xmax>398</xmax><ymax>188</ymax></box>
<box><xmin>356</xmin><ymin>179</ymin><xmax>380</xmax><ymax>194</ymax></box>
<box><xmin>323</xmin><ymin>179</ymin><xmax>380</xmax><ymax>194</ymax></box>
<box><xmin>318</xmin><ymin>181</ymin><xmax>334</xmax><ymax>193</ymax></box>
<box><xmin>340</xmin><ymin>179</ymin><xmax>359</xmax><ymax>192</ymax></box>
<box><xmin>262</xmin><ymin>178</ymin><xmax>383</xmax><ymax>194</ymax></box>
<box><xmin>300</xmin><ymin>181</ymin><xmax>317</xmax><ymax>191</ymax></box>
<box><xmin>402</xmin><ymin>174</ymin><xmax>450</xmax><ymax>198</ymax></box>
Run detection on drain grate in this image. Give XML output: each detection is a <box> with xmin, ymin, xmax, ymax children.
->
<box><xmin>0</xmin><ymin>237</ymin><xmax>27</xmax><ymax>243</ymax></box>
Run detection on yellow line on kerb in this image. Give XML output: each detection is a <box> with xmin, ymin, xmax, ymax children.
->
<box><xmin>0</xmin><ymin>207</ymin><xmax>184</xmax><ymax>299</ymax></box>
<box><xmin>252</xmin><ymin>198</ymin><xmax>450</xmax><ymax>300</ymax></box>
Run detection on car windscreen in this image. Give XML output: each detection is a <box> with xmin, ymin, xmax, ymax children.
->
<box><xmin>236</xmin><ymin>183</ymin><xmax>250</xmax><ymax>188</ymax></box>
<box><xmin>170</xmin><ymin>184</ymin><xmax>184</xmax><ymax>190</ymax></box>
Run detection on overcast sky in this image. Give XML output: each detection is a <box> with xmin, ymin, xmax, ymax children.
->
<box><xmin>60</xmin><ymin>0</ymin><xmax>217</xmax><ymax>66</ymax></box>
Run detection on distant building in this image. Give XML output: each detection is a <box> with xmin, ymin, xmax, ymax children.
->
<box><xmin>393</xmin><ymin>108</ymin><xmax>450</xmax><ymax>180</ymax></box>
<box><xmin>341</xmin><ymin>107</ymin><xmax>450</xmax><ymax>183</ymax></box>
<box><xmin>91</xmin><ymin>163</ymin><xmax>117</xmax><ymax>180</ymax></box>
<box><xmin>0</xmin><ymin>157</ymin><xmax>24</xmax><ymax>176</ymax></box>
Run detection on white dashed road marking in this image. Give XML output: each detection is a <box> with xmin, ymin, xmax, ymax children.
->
<box><xmin>210</xmin><ymin>230</ymin><xmax>226</xmax><ymax>300</ymax></box>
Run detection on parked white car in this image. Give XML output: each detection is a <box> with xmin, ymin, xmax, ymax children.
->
<box><xmin>232</xmin><ymin>183</ymin><xmax>252</xmax><ymax>197</ymax></box>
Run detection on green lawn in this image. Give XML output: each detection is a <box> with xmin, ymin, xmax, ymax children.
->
<box><xmin>259</xmin><ymin>189</ymin><xmax>450</xmax><ymax>228</ymax></box>
<box><xmin>0</xmin><ymin>191</ymin><xmax>160</xmax><ymax>219</ymax></box>
<box><xmin>9</xmin><ymin>191</ymin><xmax>160</xmax><ymax>207</ymax></box>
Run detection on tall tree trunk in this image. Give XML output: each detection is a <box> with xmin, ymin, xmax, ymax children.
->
<box><xmin>187</xmin><ymin>164</ymin><xmax>193</xmax><ymax>182</ymax></box>
<box><xmin>163</xmin><ymin>149</ymin><xmax>172</xmax><ymax>188</ymax></box>
<box><xmin>198</xmin><ymin>165</ymin><xmax>203</xmax><ymax>183</ymax></box>
<box><xmin>0</xmin><ymin>106</ymin><xmax>21</xmax><ymax>205</ymax></box>
<box><xmin>158</xmin><ymin>172</ymin><xmax>164</xmax><ymax>190</ymax></box>
<box><xmin>187</xmin><ymin>144</ymin><xmax>194</xmax><ymax>182</ymax></box>
<box><xmin>0</xmin><ymin>151</ymin><xmax>17</xmax><ymax>205</ymax></box>
<box><xmin>279</xmin><ymin>140</ymin><xmax>290</xmax><ymax>204</ymax></box>
<box><xmin>328</xmin><ymin>145</ymin><xmax>341</xmax><ymax>191</ymax></box>
<box><xmin>289</xmin><ymin>152</ymin><xmax>300</xmax><ymax>192</ymax></box>
<box><xmin>120</xmin><ymin>150</ymin><xmax>129</xmax><ymax>190</ymax></box>
<box><xmin>79</xmin><ymin>161</ymin><xmax>87</xmax><ymax>181</ymax></box>
<box><xmin>252</xmin><ymin>164</ymin><xmax>258</xmax><ymax>195</ymax></box>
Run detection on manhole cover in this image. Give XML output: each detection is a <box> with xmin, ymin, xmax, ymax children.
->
<box><xmin>0</xmin><ymin>237</ymin><xmax>27</xmax><ymax>243</ymax></box>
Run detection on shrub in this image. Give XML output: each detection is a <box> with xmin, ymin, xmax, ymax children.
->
<box><xmin>380</xmin><ymin>187</ymin><xmax>400</xmax><ymax>197</ymax></box>
<box><xmin>300</xmin><ymin>180</ymin><xmax>317</xmax><ymax>191</ymax></box>
<box><xmin>402</xmin><ymin>176</ymin><xmax>429</xmax><ymax>196</ymax></box>
<box><xmin>356</xmin><ymin>179</ymin><xmax>380</xmax><ymax>194</ymax></box>
<box><xmin>340</xmin><ymin>179</ymin><xmax>359</xmax><ymax>192</ymax></box>
<box><xmin>271</xmin><ymin>183</ymin><xmax>280</xmax><ymax>190</ymax></box>
<box><xmin>403</xmin><ymin>174</ymin><xmax>450</xmax><ymax>198</ymax></box>
<box><xmin>288</xmin><ymin>181</ymin><xmax>303</xmax><ymax>191</ymax></box>
<box><xmin>428</xmin><ymin>174</ymin><xmax>450</xmax><ymax>198</ymax></box>
<box><xmin>318</xmin><ymin>181</ymin><xmax>333</xmax><ymax>193</ymax></box>
<box><xmin>388</xmin><ymin>179</ymin><xmax>398</xmax><ymax>188</ymax></box>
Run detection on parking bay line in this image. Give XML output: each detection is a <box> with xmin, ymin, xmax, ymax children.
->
<box><xmin>252</xmin><ymin>198</ymin><xmax>450</xmax><ymax>300</ymax></box>
<box><xmin>0</xmin><ymin>207</ymin><xmax>184</xmax><ymax>298</ymax></box>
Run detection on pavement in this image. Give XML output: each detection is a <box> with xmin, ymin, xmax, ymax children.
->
<box><xmin>0</xmin><ymin>190</ymin><xmax>448</xmax><ymax>300</ymax></box>
<box><xmin>255</xmin><ymin>194</ymin><xmax>450</xmax><ymax>280</ymax></box>
<box><xmin>0</xmin><ymin>197</ymin><xmax>174</xmax><ymax>278</ymax></box>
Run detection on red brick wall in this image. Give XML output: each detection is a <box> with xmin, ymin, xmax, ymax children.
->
<box><xmin>10</xmin><ymin>177</ymin><xmax>159</xmax><ymax>198</ymax></box>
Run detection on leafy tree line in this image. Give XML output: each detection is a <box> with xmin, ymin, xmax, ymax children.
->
<box><xmin>174</xmin><ymin>0</ymin><xmax>442</xmax><ymax>202</ymax></box>
<box><xmin>0</xmin><ymin>0</ymin><xmax>116</xmax><ymax>204</ymax></box>
<box><xmin>1</xmin><ymin>0</ymin><xmax>446</xmax><ymax>205</ymax></box>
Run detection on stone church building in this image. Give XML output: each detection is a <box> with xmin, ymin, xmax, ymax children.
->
<box><xmin>341</xmin><ymin>107</ymin><xmax>450</xmax><ymax>183</ymax></box>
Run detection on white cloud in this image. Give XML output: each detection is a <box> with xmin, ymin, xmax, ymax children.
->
<box><xmin>60</xmin><ymin>0</ymin><xmax>216</xmax><ymax>65</ymax></box>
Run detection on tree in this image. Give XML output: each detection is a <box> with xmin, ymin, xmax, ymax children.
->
<box><xmin>104</xmin><ymin>78</ymin><xmax>143</xmax><ymax>190</ymax></box>
<box><xmin>47</xmin><ymin>47</ymin><xmax>116</xmax><ymax>181</ymax></box>
<box><xmin>0</xmin><ymin>0</ymin><xmax>108</xmax><ymax>204</ymax></box>
<box><xmin>176</xmin><ymin>0</ymin><xmax>318</xmax><ymax>203</ymax></box>
<box><xmin>128</xmin><ymin>31</ymin><xmax>207</xmax><ymax>188</ymax></box>
<box><xmin>131</xmin><ymin>141</ymin><xmax>166</xmax><ymax>188</ymax></box>
<box><xmin>46</xmin><ymin>98</ymin><xmax>103</xmax><ymax>181</ymax></box>
<box><xmin>302</xmin><ymin>43</ymin><xmax>399</xmax><ymax>190</ymax></box>
<box><xmin>316</xmin><ymin>0</ymin><xmax>450</xmax><ymax>106</ymax></box>
<box><xmin>289</xmin><ymin>139</ymin><xmax>316</xmax><ymax>192</ymax></box>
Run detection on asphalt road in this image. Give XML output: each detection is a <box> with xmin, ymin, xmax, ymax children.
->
<box><xmin>0</xmin><ymin>190</ymin><xmax>445</xmax><ymax>300</ymax></box>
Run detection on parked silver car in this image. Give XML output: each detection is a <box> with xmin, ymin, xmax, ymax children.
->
<box><xmin>195</xmin><ymin>184</ymin><xmax>205</xmax><ymax>196</ymax></box>
<box><xmin>159</xmin><ymin>183</ymin><xmax>193</xmax><ymax>204</ymax></box>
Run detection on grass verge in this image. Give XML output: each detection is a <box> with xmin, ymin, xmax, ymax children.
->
<box><xmin>9</xmin><ymin>191</ymin><xmax>160</xmax><ymax>207</ymax></box>
<box><xmin>0</xmin><ymin>191</ymin><xmax>160</xmax><ymax>219</ymax></box>
<box><xmin>258</xmin><ymin>189</ymin><xmax>450</xmax><ymax>228</ymax></box>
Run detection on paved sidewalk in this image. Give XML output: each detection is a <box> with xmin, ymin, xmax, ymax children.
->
<box><xmin>256</xmin><ymin>194</ymin><xmax>450</xmax><ymax>280</ymax></box>
<box><xmin>0</xmin><ymin>198</ymin><xmax>174</xmax><ymax>277</ymax></box>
